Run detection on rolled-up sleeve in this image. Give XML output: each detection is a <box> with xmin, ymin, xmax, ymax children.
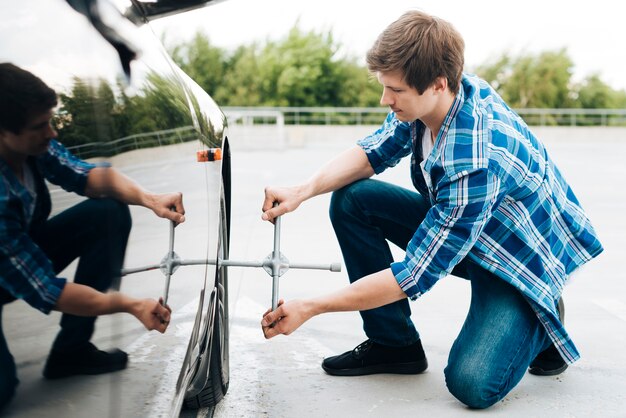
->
<box><xmin>0</xmin><ymin>204</ymin><xmax>66</xmax><ymax>314</ymax></box>
<box><xmin>38</xmin><ymin>140</ymin><xmax>109</xmax><ymax>195</ymax></box>
<box><xmin>357</xmin><ymin>112</ymin><xmax>413</xmax><ymax>174</ymax></box>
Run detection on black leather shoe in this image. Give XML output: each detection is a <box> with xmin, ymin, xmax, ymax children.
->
<box><xmin>322</xmin><ymin>339</ymin><xmax>428</xmax><ymax>376</ymax></box>
<box><xmin>529</xmin><ymin>298</ymin><xmax>567</xmax><ymax>376</ymax></box>
<box><xmin>43</xmin><ymin>342</ymin><xmax>128</xmax><ymax>379</ymax></box>
<box><xmin>528</xmin><ymin>343</ymin><xmax>568</xmax><ymax>376</ymax></box>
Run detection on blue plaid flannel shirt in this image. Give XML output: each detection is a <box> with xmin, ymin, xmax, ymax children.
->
<box><xmin>0</xmin><ymin>140</ymin><xmax>100</xmax><ymax>314</ymax></box>
<box><xmin>358</xmin><ymin>74</ymin><xmax>603</xmax><ymax>364</ymax></box>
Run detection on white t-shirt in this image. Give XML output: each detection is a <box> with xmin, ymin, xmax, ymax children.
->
<box><xmin>22</xmin><ymin>164</ymin><xmax>37</xmax><ymax>198</ymax></box>
<box><xmin>420</xmin><ymin>127</ymin><xmax>434</xmax><ymax>191</ymax></box>
<box><xmin>21</xmin><ymin>164</ymin><xmax>38</xmax><ymax>219</ymax></box>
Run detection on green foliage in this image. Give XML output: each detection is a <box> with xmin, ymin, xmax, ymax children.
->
<box><xmin>171</xmin><ymin>27</ymin><xmax>626</xmax><ymax>110</ymax></box>
<box><xmin>56</xmin><ymin>77</ymin><xmax>117</xmax><ymax>148</ymax></box>
<box><xmin>171</xmin><ymin>32</ymin><xmax>226</xmax><ymax>98</ymax></box>
<box><xmin>474</xmin><ymin>49</ymin><xmax>625</xmax><ymax>110</ymax></box>
<box><xmin>576</xmin><ymin>74</ymin><xmax>626</xmax><ymax>109</ymax></box>
<box><xmin>170</xmin><ymin>25</ymin><xmax>381</xmax><ymax>107</ymax></box>
<box><xmin>55</xmin><ymin>71</ymin><xmax>195</xmax><ymax>157</ymax></box>
<box><xmin>475</xmin><ymin>49</ymin><xmax>576</xmax><ymax>108</ymax></box>
<box><xmin>55</xmin><ymin>29</ymin><xmax>626</xmax><ymax>156</ymax></box>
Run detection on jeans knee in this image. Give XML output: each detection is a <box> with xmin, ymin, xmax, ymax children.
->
<box><xmin>444</xmin><ymin>363</ymin><xmax>499</xmax><ymax>409</ymax></box>
<box><xmin>329</xmin><ymin>180</ymin><xmax>365</xmax><ymax>225</ymax></box>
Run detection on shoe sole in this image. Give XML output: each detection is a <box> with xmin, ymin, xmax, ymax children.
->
<box><xmin>528</xmin><ymin>363</ymin><xmax>568</xmax><ymax>376</ymax></box>
<box><xmin>43</xmin><ymin>361</ymin><xmax>128</xmax><ymax>379</ymax></box>
<box><xmin>322</xmin><ymin>359</ymin><xmax>428</xmax><ymax>377</ymax></box>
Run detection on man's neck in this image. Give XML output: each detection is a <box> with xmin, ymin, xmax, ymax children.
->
<box><xmin>422</xmin><ymin>91</ymin><xmax>456</xmax><ymax>140</ymax></box>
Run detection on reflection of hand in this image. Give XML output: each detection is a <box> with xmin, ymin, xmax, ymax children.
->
<box><xmin>151</xmin><ymin>192</ymin><xmax>185</xmax><ymax>224</ymax></box>
<box><xmin>261</xmin><ymin>186</ymin><xmax>303</xmax><ymax>223</ymax></box>
<box><xmin>261</xmin><ymin>299</ymin><xmax>313</xmax><ymax>339</ymax></box>
<box><xmin>137</xmin><ymin>297</ymin><xmax>172</xmax><ymax>333</ymax></box>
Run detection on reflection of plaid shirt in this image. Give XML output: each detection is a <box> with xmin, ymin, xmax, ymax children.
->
<box><xmin>358</xmin><ymin>74</ymin><xmax>603</xmax><ymax>364</ymax></box>
<box><xmin>0</xmin><ymin>140</ymin><xmax>97</xmax><ymax>313</ymax></box>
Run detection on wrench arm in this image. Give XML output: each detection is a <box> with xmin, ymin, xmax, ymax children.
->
<box><xmin>121</xmin><ymin>206</ymin><xmax>341</xmax><ymax>311</ymax></box>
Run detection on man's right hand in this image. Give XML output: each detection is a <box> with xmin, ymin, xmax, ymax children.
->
<box><xmin>261</xmin><ymin>185</ymin><xmax>305</xmax><ymax>223</ymax></box>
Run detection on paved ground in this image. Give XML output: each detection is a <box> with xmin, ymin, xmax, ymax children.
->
<box><xmin>3</xmin><ymin>132</ymin><xmax>625</xmax><ymax>417</ymax></box>
<box><xmin>212</xmin><ymin>135</ymin><xmax>626</xmax><ymax>418</ymax></box>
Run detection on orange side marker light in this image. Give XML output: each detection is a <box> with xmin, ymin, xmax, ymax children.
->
<box><xmin>197</xmin><ymin>148</ymin><xmax>222</xmax><ymax>162</ymax></box>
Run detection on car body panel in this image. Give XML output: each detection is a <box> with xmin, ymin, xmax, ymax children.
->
<box><xmin>0</xmin><ymin>0</ymin><xmax>230</xmax><ymax>416</ymax></box>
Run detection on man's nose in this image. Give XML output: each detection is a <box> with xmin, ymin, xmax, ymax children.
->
<box><xmin>380</xmin><ymin>90</ymin><xmax>393</xmax><ymax>106</ymax></box>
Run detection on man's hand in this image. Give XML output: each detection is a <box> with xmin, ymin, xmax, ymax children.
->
<box><xmin>134</xmin><ymin>297</ymin><xmax>172</xmax><ymax>333</ymax></box>
<box><xmin>261</xmin><ymin>299</ymin><xmax>314</xmax><ymax>339</ymax></box>
<box><xmin>261</xmin><ymin>186</ymin><xmax>305</xmax><ymax>223</ymax></box>
<box><xmin>56</xmin><ymin>284</ymin><xmax>174</xmax><ymax>333</ymax></box>
<box><xmin>149</xmin><ymin>192</ymin><xmax>185</xmax><ymax>224</ymax></box>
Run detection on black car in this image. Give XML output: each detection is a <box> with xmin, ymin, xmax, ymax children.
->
<box><xmin>1</xmin><ymin>0</ymin><xmax>231</xmax><ymax>415</ymax></box>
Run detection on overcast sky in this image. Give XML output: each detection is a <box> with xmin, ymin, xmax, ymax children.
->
<box><xmin>151</xmin><ymin>0</ymin><xmax>626</xmax><ymax>90</ymax></box>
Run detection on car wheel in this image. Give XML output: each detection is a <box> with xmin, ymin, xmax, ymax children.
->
<box><xmin>184</xmin><ymin>186</ymin><xmax>230</xmax><ymax>408</ymax></box>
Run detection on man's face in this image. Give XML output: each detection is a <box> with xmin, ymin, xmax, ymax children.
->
<box><xmin>0</xmin><ymin>110</ymin><xmax>57</xmax><ymax>158</ymax></box>
<box><xmin>377</xmin><ymin>70</ymin><xmax>439</xmax><ymax>122</ymax></box>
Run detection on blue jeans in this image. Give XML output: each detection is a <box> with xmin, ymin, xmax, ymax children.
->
<box><xmin>329</xmin><ymin>179</ymin><xmax>551</xmax><ymax>408</ymax></box>
<box><xmin>0</xmin><ymin>198</ymin><xmax>131</xmax><ymax>410</ymax></box>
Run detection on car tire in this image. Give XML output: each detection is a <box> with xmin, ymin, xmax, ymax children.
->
<box><xmin>184</xmin><ymin>187</ymin><xmax>230</xmax><ymax>408</ymax></box>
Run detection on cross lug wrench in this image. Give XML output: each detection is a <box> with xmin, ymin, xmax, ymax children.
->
<box><xmin>122</xmin><ymin>209</ymin><xmax>341</xmax><ymax>311</ymax></box>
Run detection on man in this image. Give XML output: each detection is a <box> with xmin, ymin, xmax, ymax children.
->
<box><xmin>259</xmin><ymin>11</ymin><xmax>603</xmax><ymax>409</ymax></box>
<box><xmin>0</xmin><ymin>63</ymin><xmax>182</xmax><ymax>409</ymax></box>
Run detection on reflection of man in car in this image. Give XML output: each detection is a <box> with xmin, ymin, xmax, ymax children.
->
<box><xmin>0</xmin><ymin>63</ymin><xmax>185</xmax><ymax>409</ymax></box>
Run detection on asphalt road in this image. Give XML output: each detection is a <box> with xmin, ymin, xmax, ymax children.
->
<box><xmin>3</xmin><ymin>133</ymin><xmax>626</xmax><ymax>417</ymax></box>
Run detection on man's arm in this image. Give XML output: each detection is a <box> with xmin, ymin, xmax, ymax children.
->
<box><xmin>261</xmin><ymin>268</ymin><xmax>405</xmax><ymax>338</ymax></box>
<box><xmin>261</xmin><ymin>146</ymin><xmax>374</xmax><ymax>222</ymax></box>
<box><xmin>85</xmin><ymin>167</ymin><xmax>185</xmax><ymax>223</ymax></box>
<box><xmin>55</xmin><ymin>282</ymin><xmax>172</xmax><ymax>333</ymax></box>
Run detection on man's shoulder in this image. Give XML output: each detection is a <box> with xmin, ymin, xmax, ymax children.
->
<box><xmin>460</xmin><ymin>74</ymin><xmax>517</xmax><ymax>119</ymax></box>
<box><xmin>461</xmin><ymin>73</ymin><xmax>495</xmax><ymax>96</ymax></box>
<box><xmin>37</xmin><ymin>139</ymin><xmax>95</xmax><ymax>174</ymax></box>
<box><xmin>40</xmin><ymin>139</ymin><xmax>70</xmax><ymax>161</ymax></box>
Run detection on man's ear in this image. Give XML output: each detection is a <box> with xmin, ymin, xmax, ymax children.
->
<box><xmin>432</xmin><ymin>76</ymin><xmax>448</xmax><ymax>94</ymax></box>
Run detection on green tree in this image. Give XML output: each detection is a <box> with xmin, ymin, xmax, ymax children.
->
<box><xmin>171</xmin><ymin>32</ymin><xmax>226</xmax><ymax>97</ymax></box>
<box><xmin>577</xmin><ymin>74</ymin><xmax>622</xmax><ymax>108</ymax></box>
<box><xmin>55</xmin><ymin>71</ymin><xmax>196</xmax><ymax>156</ymax></box>
<box><xmin>214</xmin><ymin>44</ymin><xmax>264</xmax><ymax>106</ymax></box>
<box><xmin>56</xmin><ymin>77</ymin><xmax>116</xmax><ymax>148</ymax></box>
<box><xmin>475</xmin><ymin>49</ymin><xmax>575</xmax><ymax>108</ymax></box>
<box><xmin>254</xmin><ymin>26</ymin><xmax>345</xmax><ymax>106</ymax></box>
<box><xmin>169</xmin><ymin>28</ymin><xmax>626</xmax><ymax>111</ymax></box>
<box><xmin>168</xmin><ymin>25</ymin><xmax>381</xmax><ymax>108</ymax></box>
